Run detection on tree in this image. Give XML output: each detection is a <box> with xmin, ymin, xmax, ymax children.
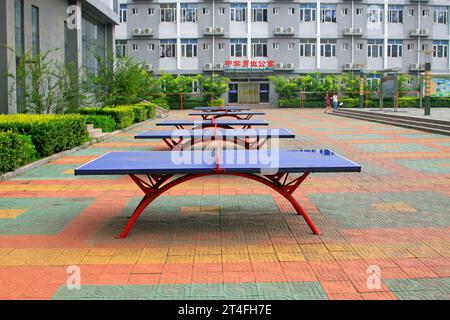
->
<box><xmin>199</xmin><ymin>74</ymin><xmax>230</xmax><ymax>100</ymax></box>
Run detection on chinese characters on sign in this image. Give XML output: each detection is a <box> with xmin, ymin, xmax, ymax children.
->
<box><xmin>224</xmin><ymin>60</ymin><xmax>275</xmax><ymax>70</ymax></box>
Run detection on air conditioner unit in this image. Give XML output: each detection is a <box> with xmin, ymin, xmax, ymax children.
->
<box><xmin>344</xmin><ymin>63</ymin><xmax>354</xmax><ymax>69</ymax></box>
<box><xmin>275</xmin><ymin>62</ymin><xmax>284</xmax><ymax>69</ymax></box>
<box><xmin>285</xmin><ymin>63</ymin><xmax>295</xmax><ymax>69</ymax></box>
<box><xmin>215</xmin><ymin>63</ymin><xmax>223</xmax><ymax>69</ymax></box>
<box><xmin>143</xmin><ymin>27</ymin><xmax>152</xmax><ymax>35</ymax></box>
<box><xmin>215</xmin><ymin>27</ymin><xmax>224</xmax><ymax>33</ymax></box>
<box><xmin>132</xmin><ymin>28</ymin><xmax>142</xmax><ymax>35</ymax></box>
<box><xmin>353</xmin><ymin>27</ymin><xmax>363</xmax><ymax>34</ymax></box>
<box><xmin>275</xmin><ymin>27</ymin><xmax>284</xmax><ymax>33</ymax></box>
<box><xmin>410</xmin><ymin>63</ymin><xmax>424</xmax><ymax>70</ymax></box>
<box><xmin>411</xmin><ymin>28</ymin><xmax>420</xmax><ymax>35</ymax></box>
<box><xmin>204</xmin><ymin>63</ymin><xmax>213</xmax><ymax>70</ymax></box>
<box><xmin>285</xmin><ymin>27</ymin><xmax>294</xmax><ymax>33</ymax></box>
<box><xmin>204</xmin><ymin>27</ymin><xmax>214</xmax><ymax>33</ymax></box>
<box><xmin>420</xmin><ymin>28</ymin><xmax>429</xmax><ymax>35</ymax></box>
<box><xmin>144</xmin><ymin>64</ymin><xmax>153</xmax><ymax>72</ymax></box>
<box><xmin>344</xmin><ymin>27</ymin><xmax>353</xmax><ymax>34</ymax></box>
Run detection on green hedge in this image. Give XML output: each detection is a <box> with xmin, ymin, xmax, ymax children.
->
<box><xmin>129</xmin><ymin>105</ymin><xmax>147</xmax><ymax>123</ymax></box>
<box><xmin>208</xmin><ymin>99</ymin><xmax>225</xmax><ymax>107</ymax></box>
<box><xmin>0</xmin><ymin>114</ymin><xmax>88</xmax><ymax>157</ymax></box>
<box><xmin>137</xmin><ymin>102</ymin><xmax>157</xmax><ymax>119</ymax></box>
<box><xmin>83</xmin><ymin>115</ymin><xmax>117</xmax><ymax>132</ymax></box>
<box><xmin>149</xmin><ymin>98</ymin><xmax>170</xmax><ymax>110</ymax></box>
<box><xmin>168</xmin><ymin>98</ymin><xmax>206</xmax><ymax>110</ymax></box>
<box><xmin>79</xmin><ymin>107</ymin><xmax>134</xmax><ymax>129</ymax></box>
<box><xmin>0</xmin><ymin>131</ymin><xmax>37</xmax><ymax>174</ymax></box>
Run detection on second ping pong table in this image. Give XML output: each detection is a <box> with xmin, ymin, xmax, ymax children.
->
<box><xmin>135</xmin><ymin>128</ymin><xmax>295</xmax><ymax>150</ymax></box>
<box><xmin>75</xmin><ymin>149</ymin><xmax>361</xmax><ymax>238</ymax></box>
<box><xmin>189</xmin><ymin>111</ymin><xmax>265</xmax><ymax>120</ymax></box>
<box><xmin>193</xmin><ymin>106</ymin><xmax>250</xmax><ymax>112</ymax></box>
<box><xmin>156</xmin><ymin>119</ymin><xmax>269</xmax><ymax>130</ymax></box>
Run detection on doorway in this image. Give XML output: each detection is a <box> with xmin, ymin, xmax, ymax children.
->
<box><xmin>238</xmin><ymin>83</ymin><xmax>260</xmax><ymax>104</ymax></box>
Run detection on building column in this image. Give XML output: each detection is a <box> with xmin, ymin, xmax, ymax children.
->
<box><xmin>383</xmin><ymin>1</ymin><xmax>388</xmax><ymax>69</ymax></box>
<box><xmin>316</xmin><ymin>1</ymin><xmax>321</xmax><ymax>69</ymax></box>
<box><xmin>176</xmin><ymin>0</ymin><xmax>181</xmax><ymax>72</ymax></box>
<box><xmin>0</xmin><ymin>0</ymin><xmax>11</xmax><ymax>114</ymax></box>
<box><xmin>247</xmin><ymin>0</ymin><xmax>251</xmax><ymax>62</ymax></box>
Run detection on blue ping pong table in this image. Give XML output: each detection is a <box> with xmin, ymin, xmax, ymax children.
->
<box><xmin>135</xmin><ymin>128</ymin><xmax>295</xmax><ymax>150</ymax></box>
<box><xmin>189</xmin><ymin>111</ymin><xmax>266</xmax><ymax>120</ymax></box>
<box><xmin>193</xmin><ymin>106</ymin><xmax>251</xmax><ymax>112</ymax></box>
<box><xmin>156</xmin><ymin>120</ymin><xmax>269</xmax><ymax>130</ymax></box>
<box><xmin>75</xmin><ymin>149</ymin><xmax>361</xmax><ymax>238</ymax></box>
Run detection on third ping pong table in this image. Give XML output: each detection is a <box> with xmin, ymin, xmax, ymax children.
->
<box><xmin>189</xmin><ymin>111</ymin><xmax>265</xmax><ymax>120</ymax></box>
<box><xmin>156</xmin><ymin>119</ymin><xmax>269</xmax><ymax>130</ymax></box>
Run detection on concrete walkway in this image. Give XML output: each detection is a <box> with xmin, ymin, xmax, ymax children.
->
<box><xmin>0</xmin><ymin>109</ymin><xmax>449</xmax><ymax>300</ymax></box>
<box><xmin>350</xmin><ymin>107</ymin><xmax>450</xmax><ymax>122</ymax></box>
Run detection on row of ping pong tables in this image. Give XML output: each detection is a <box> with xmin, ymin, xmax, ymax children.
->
<box><xmin>75</xmin><ymin>105</ymin><xmax>361</xmax><ymax>238</ymax></box>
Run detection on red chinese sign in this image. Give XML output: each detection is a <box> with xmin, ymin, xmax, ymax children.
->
<box><xmin>224</xmin><ymin>60</ymin><xmax>275</xmax><ymax>69</ymax></box>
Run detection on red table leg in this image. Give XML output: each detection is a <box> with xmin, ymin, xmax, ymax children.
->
<box><xmin>120</xmin><ymin>172</ymin><xmax>320</xmax><ymax>238</ymax></box>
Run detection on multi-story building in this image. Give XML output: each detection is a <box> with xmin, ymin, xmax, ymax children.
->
<box><xmin>118</xmin><ymin>0</ymin><xmax>450</xmax><ymax>105</ymax></box>
<box><xmin>0</xmin><ymin>0</ymin><xmax>119</xmax><ymax>114</ymax></box>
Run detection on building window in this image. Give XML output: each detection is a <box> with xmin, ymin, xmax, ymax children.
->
<box><xmin>160</xmin><ymin>4</ymin><xmax>176</xmax><ymax>22</ymax></box>
<box><xmin>252</xmin><ymin>39</ymin><xmax>268</xmax><ymax>57</ymax></box>
<box><xmin>388</xmin><ymin>6</ymin><xmax>403</xmax><ymax>23</ymax></box>
<box><xmin>341</xmin><ymin>9</ymin><xmax>348</xmax><ymax>16</ymax></box>
<box><xmin>407</xmin><ymin>43</ymin><xmax>414</xmax><ymax>51</ymax></box>
<box><xmin>81</xmin><ymin>14</ymin><xmax>106</xmax><ymax>73</ymax></box>
<box><xmin>321</xmin><ymin>4</ymin><xmax>337</xmax><ymax>23</ymax></box>
<box><xmin>434</xmin><ymin>7</ymin><xmax>448</xmax><ymax>24</ymax></box>
<box><xmin>422</xmin><ymin>44</ymin><xmax>430</xmax><ymax>51</ymax></box>
<box><xmin>132</xmin><ymin>8</ymin><xmax>138</xmax><ymax>15</ymax></box>
<box><xmin>160</xmin><ymin>39</ymin><xmax>176</xmax><ymax>58</ymax></box>
<box><xmin>368</xmin><ymin>6</ymin><xmax>383</xmax><ymax>23</ymax></box>
<box><xmin>202</xmin><ymin>8</ymin><xmax>209</xmax><ymax>15</ymax></box>
<box><xmin>132</xmin><ymin>44</ymin><xmax>138</xmax><ymax>51</ymax></box>
<box><xmin>218</xmin><ymin>43</ymin><xmax>224</xmax><ymax>50</ymax></box>
<box><xmin>230</xmin><ymin>39</ymin><xmax>247</xmax><ymax>57</ymax></box>
<box><xmin>181</xmin><ymin>4</ymin><xmax>197</xmax><ymax>23</ymax></box>
<box><xmin>116</xmin><ymin>40</ymin><xmax>127</xmax><ymax>58</ymax></box>
<box><xmin>231</xmin><ymin>3</ymin><xmax>246</xmax><ymax>22</ymax></box>
<box><xmin>192</xmin><ymin>80</ymin><xmax>199</xmax><ymax>93</ymax></box>
<box><xmin>119</xmin><ymin>4</ymin><xmax>127</xmax><ymax>23</ymax></box>
<box><xmin>320</xmin><ymin>39</ymin><xmax>336</xmax><ymax>57</ymax></box>
<box><xmin>181</xmin><ymin>39</ymin><xmax>198</xmax><ymax>58</ymax></box>
<box><xmin>148</xmin><ymin>43</ymin><xmax>155</xmax><ymax>51</ymax></box>
<box><xmin>288</xmin><ymin>8</ymin><xmax>295</xmax><ymax>15</ymax></box>
<box><xmin>148</xmin><ymin>8</ymin><xmax>154</xmax><ymax>15</ymax></box>
<box><xmin>273</xmin><ymin>7</ymin><xmax>279</xmax><ymax>15</ymax></box>
<box><xmin>14</xmin><ymin>0</ymin><xmax>24</xmax><ymax>55</ymax></box>
<box><xmin>387</xmin><ymin>40</ymin><xmax>403</xmax><ymax>58</ymax></box>
<box><xmin>356</xmin><ymin>43</ymin><xmax>363</xmax><ymax>51</ymax></box>
<box><xmin>203</xmin><ymin>43</ymin><xmax>209</xmax><ymax>50</ymax></box>
<box><xmin>367</xmin><ymin>40</ymin><xmax>383</xmax><ymax>58</ymax></box>
<box><xmin>422</xmin><ymin>9</ymin><xmax>429</xmax><ymax>17</ymax></box>
<box><xmin>342</xmin><ymin>43</ymin><xmax>349</xmax><ymax>51</ymax></box>
<box><xmin>288</xmin><ymin>43</ymin><xmax>295</xmax><ymax>50</ymax></box>
<box><xmin>252</xmin><ymin>4</ymin><xmax>268</xmax><ymax>22</ymax></box>
<box><xmin>299</xmin><ymin>39</ymin><xmax>316</xmax><ymax>57</ymax></box>
<box><xmin>300</xmin><ymin>4</ymin><xmax>316</xmax><ymax>22</ymax></box>
<box><xmin>31</xmin><ymin>5</ymin><xmax>40</xmax><ymax>57</ymax></box>
<box><xmin>433</xmin><ymin>40</ymin><xmax>449</xmax><ymax>58</ymax></box>
<box><xmin>408</xmin><ymin>9</ymin><xmax>415</xmax><ymax>17</ymax></box>
<box><xmin>356</xmin><ymin>8</ymin><xmax>363</xmax><ymax>16</ymax></box>
<box><xmin>272</xmin><ymin>43</ymin><xmax>279</xmax><ymax>50</ymax></box>
<box><xmin>218</xmin><ymin>8</ymin><xmax>225</xmax><ymax>15</ymax></box>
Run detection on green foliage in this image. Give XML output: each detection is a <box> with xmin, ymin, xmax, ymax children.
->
<box><xmin>208</xmin><ymin>99</ymin><xmax>225</xmax><ymax>107</ymax></box>
<box><xmin>199</xmin><ymin>74</ymin><xmax>230</xmax><ymax>99</ymax></box>
<box><xmin>0</xmin><ymin>114</ymin><xmax>88</xmax><ymax>157</ymax></box>
<box><xmin>0</xmin><ymin>131</ymin><xmax>37</xmax><ymax>174</ymax></box>
<box><xmin>83</xmin><ymin>115</ymin><xmax>117</xmax><ymax>132</ymax></box>
<box><xmin>86</xmin><ymin>56</ymin><xmax>160</xmax><ymax>107</ymax></box>
<box><xmin>5</xmin><ymin>49</ymin><xmax>84</xmax><ymax>114</ymax></box>
<box><xmin>137</xmin><ymin>102</ymin><xmax>157</xmax><ymax>119</ymax></box>
<box><xmin>79</xmin><ymin>107</ymin><xmax>135</xmax><ymax>129</ymax></box>
<box><xmin>148</xmin><ymin>98</ymin><xmax>170</xmax><ymax>110</ymax></box>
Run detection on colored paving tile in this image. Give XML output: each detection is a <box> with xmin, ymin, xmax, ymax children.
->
<box><xmin>0</xmin><ymin>198</ymin><xmax>94</xmax><ymax>235</ymax></box>
<box><xmin>352</xmin><ymin>143</ymin><xmax>436</xmax><ymax>153</ymax></box>
<box><xmin>395</xmin><ymin>159</ymin><xmax>450</xmax><ymax>174</ymax></box>
<box><xmin>307</xmin><ymin>191</ymin><xmax>450</xmax><ymax>229</ymax></box>
<box><xmin>1</xmin><ymin>109</ymin><xmax>450</xmax><ymax>300</ymax></box>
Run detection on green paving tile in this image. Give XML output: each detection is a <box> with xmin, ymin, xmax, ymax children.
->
<box><xmin>190</xmin><ymin>284</ymin><xmax>224</xmax><ymax>298</ymax></box>
<box><xmin>358</xmin><ymin>161</ymin><xmax>392</xmax><ymax>176</ymax></box>
<box><xmin>438</xmin><ymin>142</ymin><xmax>450</xmax><ymax>148</ymax></box>
<box><xmin>52</xmin><ymin>285</ymin><xmax>157</xmax><ymax>300</ymax></box>
<box><xmin>155</xmin><ymin>284</ymin><xmax>191</xmax><ymax>299</ymax></box>
<box><xmin>307</xmin><ymin>191</ymin><xmax>450</xmax><ymax>229</ymax></box>
<box><xmin>392</xmin><ymin>290</ymin><xmax>450</xmax><ymax>300</ymax></box>
<box><xmin>0</xmin><ymin>197</ymin><xmax>94</xmax><ymax>235</ymax></box>
<box><xmin>396</xmin><ymin>159</ymin><xmax>450</xmax><ymax>174</ymax></box>
<box><xmin>353</xmin><ymin>143</ymin><xmax>435</xmax><ymax>153</ymax></box>
<box><xmin>223</xmin><ymin>283</ymin><xmax>259</xmax><ymax>299</ymax></box>
<box><xmin>399</xmin><ymin>133</ymin><xmax>443</xmax><ymax>139</ymax></box>
<box><xmin>12</xmin><ymin>163</ymin><xmax>120</xmax><ymax>180</ymax></box>
<box><xmin>384</xmin><ymin>277</ymin><xmax>450</xmax><ymax>293</ymax></box>
<box><xmin>330</xmin><ymin>134</ymin><xmax>386</xmax><ymax>140</ymax></box>
<box><xmin>288</xmin><ymin>282</ymin><xmax>328</xmax><ymax>300</ymax></box>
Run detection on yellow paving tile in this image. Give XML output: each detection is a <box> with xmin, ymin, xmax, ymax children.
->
<box><xmin>87</xmin><ymin>248</ymin><xmax>118</xmax><ymax>256</ymax></box>
<box><xmin>81</xmin><ymin>255</ymin><xmax>112</xmax><ymax>264</ymax></box>
<box><xmin>276</xmin><ymin>252</ymin><xmax>306</xmax><ymax>262</ymax></box>
<box><xmin>0</xmin><ymin>209</ymin><xmax>26</xmax><ymax>219</ymax></box>
<box><xmin>194</xmin><ymin>254</ymin><xmax>222</xmax><ymax>263</ymax></box>
<box><xmin>222</xmin><ymin>253</ymin><xmax>250</xmax><ymax>263</ymax></box>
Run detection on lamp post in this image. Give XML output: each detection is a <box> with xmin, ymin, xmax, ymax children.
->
<box><xmin>359</xmin><ymin>71</ymin><xmax>365</xmax><ymax>108</ymax></box>
<box><xmin>421</xmin><ymin>48</ymin><xmax>433</xmax><ymax>116</ymax></box>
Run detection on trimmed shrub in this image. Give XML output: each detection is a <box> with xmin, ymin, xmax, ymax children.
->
<box><xmin>79</xmin><ymin>107</ymin><xmax>134</xmax><ymax>129</ymax></box>
<box><xmin>0</xmin><ymin>131</ymin><xmax>37</xmax><ymax>174</ymax></box>
<box><xmin>150</xmin><ymin>98</ymin><xmax>170</xmax><ymax>110</ymax></box>
<box><xmin>0</xmin><ymin>114</ymin><xmax>88</xmax><ymax>157</ymax></box>
<box><xmin>128</xmin><ymin>105</ymin><xmax>147</xmax><ymax>123</ymax></box>
<box><xmin>208</xmin><ymin>99</ymin><xmax>225</xmax><ymax>107</ymax></box>
<box><xmin>137</xmin><ymin>102</ymin><xmax>157</xmax><ymax>119</ymax></box>
<box><xmin>83</xmin><ymin>115</ymin><xmax>117</xmax><ymax>132</ymax></box>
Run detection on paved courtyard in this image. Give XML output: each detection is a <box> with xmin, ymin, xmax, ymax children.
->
<box><xmin>0</xmin><ymin>108</ymin><xmax>449</xmax><ymax>300</ymax></box>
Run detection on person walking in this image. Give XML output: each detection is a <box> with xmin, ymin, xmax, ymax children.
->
<box><xmin>324</xmin><ymin>91</ymin><xmax>332</xmax><ymax>114</ymax></box>
<box><xmin>332</xmin><ymin>92</ymin><xmax>339</xmax><ymax>112</ymax></box>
